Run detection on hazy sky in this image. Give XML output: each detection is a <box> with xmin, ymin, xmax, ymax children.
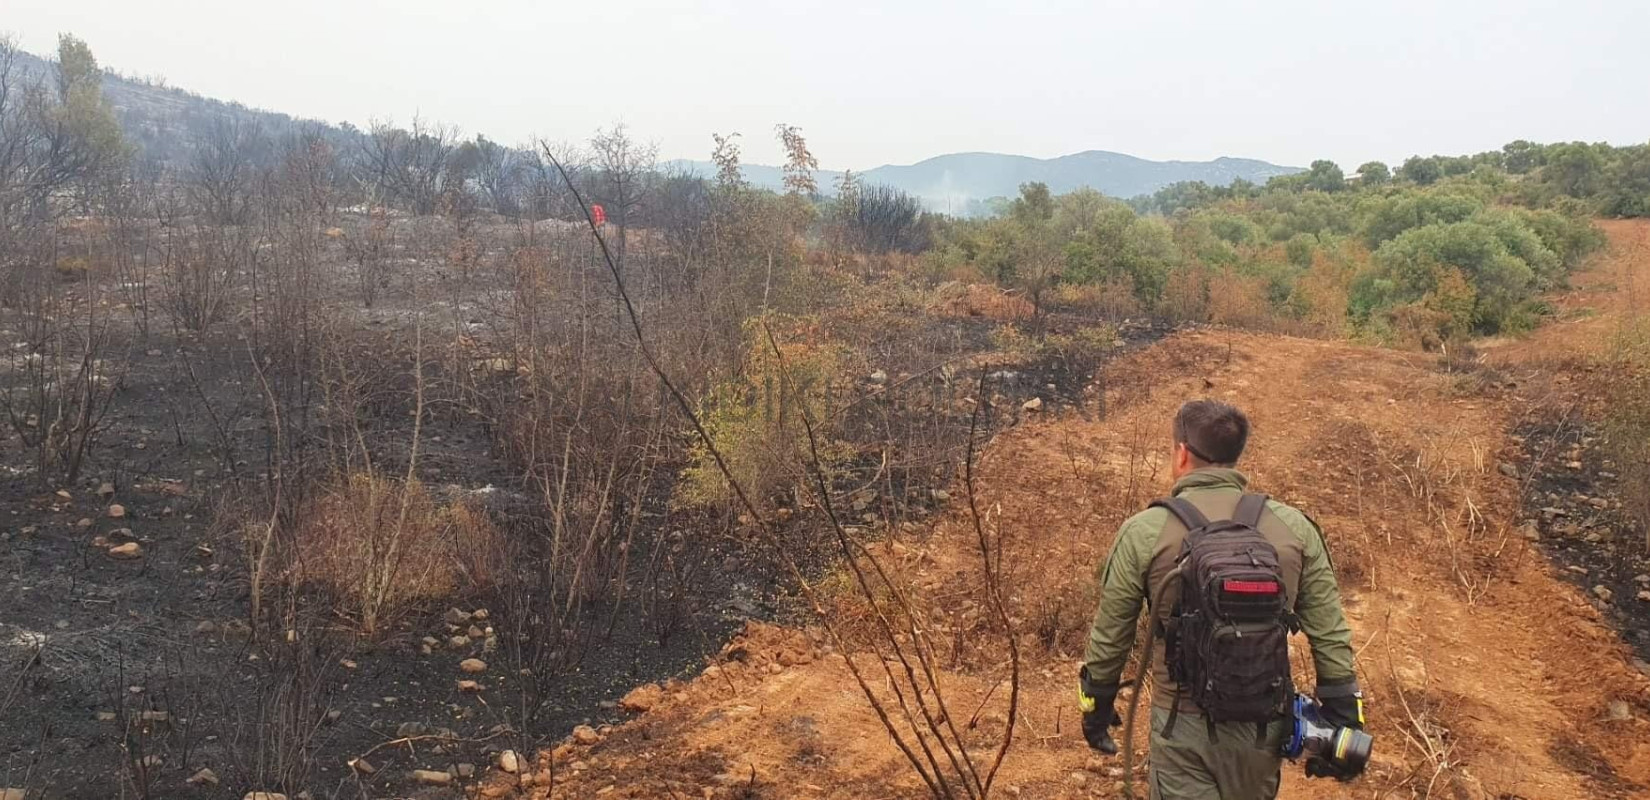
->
<box><xmin>7</xmin><ymin>0</ymin><xmax>1648</xmax><ymax>170</ymax></box>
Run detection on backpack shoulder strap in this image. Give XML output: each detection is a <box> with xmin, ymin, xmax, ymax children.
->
<box><xmin>1150</xmin><ymin>496</ymin><xmax>1211</xmax><ymax>532</ymax></box>
<box><xmin>1234</xmin><ymin>493</ymin><xmax>1270</xmax><ymax>529</ymax></box>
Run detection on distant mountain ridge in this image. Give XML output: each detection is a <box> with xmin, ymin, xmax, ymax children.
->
<box><xmin>12</xmin><ymin>46</ymin><xmax>1300</xmax><ymax>216</ymax></box>
<box><xmin>668</xmin><ymin>150</ymin><xmax>1302</xmax><ymax>213</ymax></box>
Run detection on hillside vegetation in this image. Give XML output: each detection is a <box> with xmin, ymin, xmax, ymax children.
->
<box><xmin>3</xmin><ymin>32</ymin><xmax>1650</xmax><ymax>800</ymax></box>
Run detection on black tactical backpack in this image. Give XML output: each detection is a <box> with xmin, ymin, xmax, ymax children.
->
<box><xmin>1154</xmin><ymin>493</ymin><xmax>1296</xmax><ymax>735</ymax></box>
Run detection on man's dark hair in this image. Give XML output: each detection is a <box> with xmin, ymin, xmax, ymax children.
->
<box><xmin>1173</xmin><ymin>400</ymin><xmax>1249</xmax><ymax>465</ymax></box>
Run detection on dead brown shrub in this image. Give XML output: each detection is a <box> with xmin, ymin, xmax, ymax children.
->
<box><xmin>1053</xmin><ymin>278</ymin><xmax>1142</xmax><ymax>318</ymax></box>
<box><xmin>288</xmin><ymin>473</ymin><xmax>501</xmax><ymax>635</ymax></box>
<box><xmin>1207</xmin><ymin>269</ymin><xmax>1277</xmax><ymax>330</ymax></box>
<box><xmin>929</xmin><ymin>282</ymin><xmax>1034</xmax><ymax>322</ymax></box>
<box><xmin>1159</xmin><ymin>266</ymin><xmax>1209</xmax><ymax>322</ymax></box>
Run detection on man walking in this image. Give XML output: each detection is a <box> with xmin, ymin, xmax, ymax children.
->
<box><xmin>1079</xmin><ymin>400</ymin><xmax>1364</xmax><ymax>798</ymax></box>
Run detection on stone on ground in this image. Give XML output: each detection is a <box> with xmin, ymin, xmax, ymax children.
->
<box><xmin>621</xmin><ymin>683</ymin><xmax>664</xmax><ymax>713</ymax></box>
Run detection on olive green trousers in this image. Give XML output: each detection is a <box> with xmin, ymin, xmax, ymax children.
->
<box><xmin>1149</xmin><ymin>707</ymin><xmax>1287</xmax><ymax>800</ymax></box>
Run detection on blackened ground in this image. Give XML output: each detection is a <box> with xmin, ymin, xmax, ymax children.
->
<box><xmin>0</xmin><ymin>307</ymin><xmax>1166</xmax><ymax>799</ymax></box>
<box><xmin>1515</xmin><ymin>417</ymin><xmax>1650</xmax><ymax>668</ymax></box>
<box><xmin>0</xmin><ymin>327</ymin><xmax>781</xmax><ymax>799</ymax></box>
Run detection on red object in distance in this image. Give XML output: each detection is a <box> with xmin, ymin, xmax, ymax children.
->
<box><xmin>591</xmin><ymin>204</ymin><xmax>607</xmax><ymax>226</ymax></box>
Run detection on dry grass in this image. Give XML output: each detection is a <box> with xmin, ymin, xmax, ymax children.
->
<box><xmin>1159</xmin><ymin>266</ymin><xmax>1209</xmax><ymax>322</ymax></box>
<box><xmin>1052</xmin><ymin>279</ymin><xmax>1142</xmax><ymax>318</ymax></box>
<box><xmin>288</xmin><ymin>472</ymin><xmax>502</xmax><ymax>635</ymax></box>
<box><xmin>928</xmin><ymin>281</ymin><xmax>1035</xmax><ymax>322</ymax></box>
<box><xmin>1207</xmin><ymin>268</ymin><xmax>1277</xmax><ymax>330</ymax></box>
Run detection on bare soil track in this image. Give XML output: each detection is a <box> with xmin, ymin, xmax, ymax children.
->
<box><xmin>513</xmin><ymin>221</ymin><xmax>1650</xmax><ymax>800</ymax></box>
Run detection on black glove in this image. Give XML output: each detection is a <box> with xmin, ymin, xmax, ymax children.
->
<box><xmin>1308</xmin><ymin>678</ymin><xmax>1366</xmax><ymax>782</ymax></box>
<box><xmin>1316</xmin><ymin>678</ymin><xmax>1365</xmax><ymax>730</ymax></box>
<box><xmin>1078</xmin><ymin>667</ymin><xmax>1122</xmax><ymax>754</ymax></box>
<box><xmin>1305</xmin><ymin>756</ymin><xmax>1357</xmax><ymax>782</ymax></box>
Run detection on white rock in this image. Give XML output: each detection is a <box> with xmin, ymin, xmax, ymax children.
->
<box><xmin>1022</xmin><ymin>397</ymin><xmax>1043</xmax><ymax>411</ymax></box>
<box><xmin>498</xmin><ymin>750</ymin><xmax>521</xmax><ymax>774</ymax></box>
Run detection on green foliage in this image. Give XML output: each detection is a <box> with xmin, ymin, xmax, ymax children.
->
<box><xmin>1599</xmin><ymin>145</ymin><xmax>1650</xmax><ymax>218</ymax></box>
<box><xmin>1285</xmin><ymin>234</ymin><xmax>1317</xmax><ymax>268</ymax></box>
<box><xmin>1540</xmin><ymin>142</ymin><xmax>1606</xmax><ymax>198</ymax></box>
<box><xmin>1398</xmin><ymin>156</ymin><xmax>1444</xmax><ymax>186</ymax></box>
<box><xmin>1306</xmin><ymin>160</ymin><xmax>1346</xmax><ymax>193</ymax></box>
<box><xmin>678</xmin><ymin>317</ymin><xmax>847</xmax><ymax>510</ymax></box>
<box><xmin>1362</xmin><ymin>190</ymin><xmax>1484</xmax><ymax>247</ymax></box>
<box><xmin>1356</xmin><ymin>161</ymin><xmax>1391</xmax><ymax>186</ymax></box>
<box><xmin>54</xmin><ymin>35</ymin><xmax>127</xmax><ymax>168</ymax></box>
<box><xmin>1012</xmin><ymin>182</ymin><xmax>1055</xmax><ymax>224</ymax></box>
<box><xmin>922</xmin><ymin>137</ymin><xmax>1618</xmax><ymax>347</ymax></box>
<box><xmin>1371</xmin><ymin>221</ymin><xmax>1539</xmax><ymax>333</ymax></box>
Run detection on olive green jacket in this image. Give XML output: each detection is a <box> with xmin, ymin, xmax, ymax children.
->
<box><xmin>1083</xmin><ymin>468</ymin><xmax>1357</xmax><ymax>709</ymax></box>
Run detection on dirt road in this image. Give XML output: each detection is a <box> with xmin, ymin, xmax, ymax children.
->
<box><xmin>506</xmin><ymin>221</ymin><xmax>1650</xmax><ymax>799</ymax></box>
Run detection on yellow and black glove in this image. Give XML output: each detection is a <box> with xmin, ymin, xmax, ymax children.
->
<box><xmin>1308</xmin><ymin>678</ymin><xmax>1366</xmax><ymax>782</ymax></box>
<box><xmin>1078</xmin><ymin>667</ymin><xmax>1122</xmax><ymax>755</ymax></box>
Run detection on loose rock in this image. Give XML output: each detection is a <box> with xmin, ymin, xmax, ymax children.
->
<box><xmin>621</xmin><ymin>683</ymin><xmax>664</xmax><ymax>712</ymax></box>
<box><xmin>186</xmin><ymin>768</ymin><xmax>219</xmax><ymax>786</ymax></box>
<box><xmin>243</xmin><ymin>794</ymin><xmax>287</xmax><ymax>800</ymax></box>
<box><xmin>97</xmin><ymin>482</ymin><xmax>116</xmax><ymax>499</ymax></box>
<box><xmin>412</xmin><ymin>769</ymin><xmax>452</xmax><ymax>786</ymax></box>
<box><xmin>1593</xmin><ymin>585</ymin><xmax>1613</xmax><ymax>603</ymax></box>
<box><xmin>460</xmin><ymin>658</ymin><xmax>487</xmax><ymax>674</ymax></box>
<box><xmin>457</xmin><ymin>680</ymin><xmax>481</xmax><ymax>692</ymax></box>
<box><xmin>107</xmin><ymin>542</ymin><xmax>143</xmax><ymax>559</ymax></box>
<box><xmin>349</xmin><ymin>757</ymin><xmax>376</xmax><ymax>775</ymax></box>
<box><xmin>572</xmin><ymin>724</ymin><xmax>601</xmax><ymax>745</ymax></box>
<box><xmin>1022</xmin><ymin>397</ymin><xmax>1043</xmax><ymax>411</ymax></box>
<box><xmin>498</xmin><ymin>750</ymin><xmax>521</xmax><ymax>774</ymax></box>
<box><xmin>1607</xmin><ymin>700</ymin><xmax>1632</xmax><ymax>721</ymax></box>
<box><xmin>107</xmin><ymin>504</ymin><xmax>127</xmax><ymax>519</ymax></box>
